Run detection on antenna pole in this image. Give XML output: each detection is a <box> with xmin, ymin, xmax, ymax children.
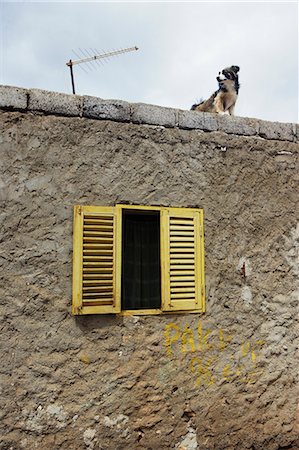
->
<box><xmin>67</xmin><ymin>60</ymin><xmax>76</xmax><ymax>94</ymax></box>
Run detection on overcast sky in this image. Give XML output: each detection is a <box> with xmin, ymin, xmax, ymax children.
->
<box><xmin>0</xmin><ymin>1</ymin><xmax>298</xmax><ymax>123</ymax></box>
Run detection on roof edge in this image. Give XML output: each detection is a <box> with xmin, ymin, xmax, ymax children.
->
<box><xmin>0</xmin><ymin>84</ymin><xmax>298</xmax><ymax>143</ymax></box>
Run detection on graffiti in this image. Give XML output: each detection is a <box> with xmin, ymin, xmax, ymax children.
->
<box><xmin>164</xmin><ymin>322</ymin><xmax>265</xmax><ymax>387</ymax></box>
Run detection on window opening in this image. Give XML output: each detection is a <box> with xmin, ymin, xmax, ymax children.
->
<box><xmin>121</xmin><ymin>210</ymin><xmax>161</xmax><ymax>310</ymax></box>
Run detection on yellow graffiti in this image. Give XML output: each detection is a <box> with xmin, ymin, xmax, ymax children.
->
<box><xmin>165</xmin><ymin>323</ymin><xmax>181</xmax><ymax>357</ymax></box>
<box><xmin>165</xmin><ymin>322</ymin><xmax>237</xmax><ymax>355</ymax></box>
<box><xmin>252</xmin><ymin>340</ymin><xmax>265</xmax><ymax>364</ymax></box>
<box><xmin>241</xmin><ymin>339</ymin><xmax>265</xmax><ymax>363</ymax></box>
<box><xmin>190</xmin><ymin>356</ymin><xmax>215</xmax><ymax>387</ymax></box>
<box><xmin>242</xmin><ymin>369</ymin><xmax>263</xmax><ymax>384</ymax></box>
<box><xmin>198</xmin><ymin>322</ymin><xmax>214</xmax><ymax>351</ymax></box>
<box><xmin>241</xmin><ymin>341</ymin><xmax>250</xmax><ymax>357</ymax></box>
<box><xmin>223</xmin><ymin>363</ymin><xmax>234</xmax><ymax>382</ymax></box>
<box><xmin>219</xmin><ymin>329</ymin><xmax>233</xmax><ymax>352</ymax></box>
<box><xmin>181</xmin><ymin>325</ymin><xmax>196</xmax><ymax>353</ymax></box>
<box><xmin>164</xmin><ymin>321</ymin><xmax>266</xmax><ymax>388</ymax></box>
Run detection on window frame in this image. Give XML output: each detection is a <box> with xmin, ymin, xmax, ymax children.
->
<box><xmin>72</xmin><ymin>204</ymin><xmax>205</xmax><ymax>316</ymax></box>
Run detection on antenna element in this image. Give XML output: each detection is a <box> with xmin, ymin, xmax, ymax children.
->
<box><xmin>66</xmin><ymin>46</ymin><xmax>139</xmax><ymax>94</ymax></box>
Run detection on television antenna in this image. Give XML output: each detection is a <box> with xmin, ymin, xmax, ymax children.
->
<box><xmin>66</xmin><ymin>46</ymin><xmax>139</xmax><ymax>94</ymax></box>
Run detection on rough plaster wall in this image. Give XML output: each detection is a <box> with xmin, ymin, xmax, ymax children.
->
<box><xmin>0</xmin><ymin>110</ymin><xmax>298</xmax><ymax>450</ymax></box>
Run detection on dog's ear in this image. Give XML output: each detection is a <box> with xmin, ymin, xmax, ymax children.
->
<box><xmin>232</xmin><ymin>65</ymin><xmax>240</xmax><ymax>73</ymax></box>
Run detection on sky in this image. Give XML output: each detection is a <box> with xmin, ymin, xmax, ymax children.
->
<box><xmin>0</xmin><ymin>1</ymin><xmax>298</xmax><ymax>123</ymax></box>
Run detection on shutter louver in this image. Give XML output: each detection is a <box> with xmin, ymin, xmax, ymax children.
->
<box><xmin>82</xmin><ymin>213</ymin><xmax>114</xmax><ymax>307</ymax></box>
<box><xmin>72</xmin><ymin>206</ymin><xmax>120</xmax><ymax>315</ymax></box>
<box><xmin>161</xmin><ymin>208</ymin><xmax>204</xmax><ymax>312</ymax></box>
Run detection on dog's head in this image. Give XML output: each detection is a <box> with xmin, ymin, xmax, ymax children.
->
<box><xmin>217</xmin><ymin>65</ymin><xmax>240</xmax><ymax>83</ymax></box>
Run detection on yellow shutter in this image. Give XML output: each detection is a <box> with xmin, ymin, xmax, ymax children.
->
<box><xmin>72</xmin><ymin>205</ymin><xmax>121</xmax><ymax>315</ymax></box>
<box><xmin>161</xmin><ymin>208</ymin><xmax>205</xmax><ymax>312</ymax></box>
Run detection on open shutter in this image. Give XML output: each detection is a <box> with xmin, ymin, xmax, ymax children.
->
<box><xmin>161</xmin><ymin>208</ymin><xmax>205</xmax><ymax>312</ymax></box>
<box><xmin>72</xmin><ymin>206</ymin><xmax>121</xmax><ymax>315</ymax></box>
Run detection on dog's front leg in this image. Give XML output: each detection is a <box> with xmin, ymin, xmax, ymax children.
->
<box><xmin>214</xmin><ymin>97</ymin><xmax>226</xmax><ymax>115</ymax></box>
<box><xmin>228</xmin><ymin>105</ymin><xmax>235</xmax><ymax>116</ymax></box>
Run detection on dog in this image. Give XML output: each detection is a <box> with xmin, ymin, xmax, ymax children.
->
<box><xmin>191</xmin><ymin>65</ymin><xmax>240</xmax><ymax>115</ymax></box>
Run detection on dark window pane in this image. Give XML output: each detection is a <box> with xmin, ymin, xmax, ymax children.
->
<box><xmin>122</xmin><ymin>211</ymin><xmax>161</xmax><ymax>310</ymax></box>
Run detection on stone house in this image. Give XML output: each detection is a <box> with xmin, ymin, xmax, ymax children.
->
<box><xmin>0</xmin><ymin>85</ymin><xmax>298</xmax><ymax>449</ymax></box>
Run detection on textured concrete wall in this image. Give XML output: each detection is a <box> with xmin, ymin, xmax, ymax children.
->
<box><xmin>0</xmin><ymin>86</ymin><xmax>298</xmax><ymax>450</ymax></box>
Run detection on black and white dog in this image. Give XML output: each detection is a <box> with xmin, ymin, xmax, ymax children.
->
<box><xmin>191</xmin><ymin>65</ymin><xmax>240</xmax><ymax>115</ymax></box>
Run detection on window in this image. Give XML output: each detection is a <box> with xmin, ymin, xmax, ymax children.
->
<box><xmin>72</xmin><ymin>204</ymin><xmax>205</xmax><ymax>315</ymax></box>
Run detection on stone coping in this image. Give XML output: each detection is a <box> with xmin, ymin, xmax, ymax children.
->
<box><xmin>0</xmin><ymin>84</ymin><xmax>298</xmax><ymax>142</ymax></box>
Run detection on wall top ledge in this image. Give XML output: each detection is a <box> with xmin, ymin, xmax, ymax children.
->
<box><xmin>0</xmin><ymin>84</ymin><xmax>298</xmax><ymax>143</ymax></box>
